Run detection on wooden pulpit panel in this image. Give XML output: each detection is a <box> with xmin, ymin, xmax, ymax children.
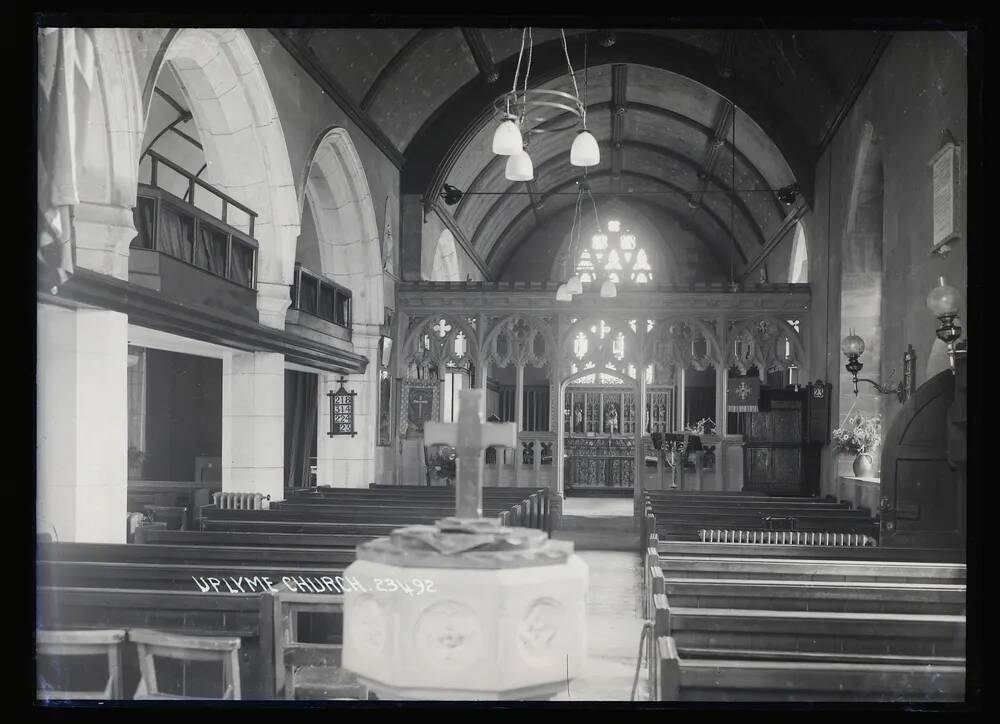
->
<box><xmin>743</xmin><ymin>391</ymin><xmax>809</xmax><ymax>495</ymax></box>
<box><xmin>880</xmin><ymin>367</ymin><xmax>965</xmax><ymax>551</ymax></box>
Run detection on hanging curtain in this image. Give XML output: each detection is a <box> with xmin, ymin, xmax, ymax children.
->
<box><xmin>131</xmin><ymin>196</ymin><xmax>156</xmax><ymax>249</ymax></box>
<box><xmin>284</xmin><ymin>372</ymin><xmax>318</xmax><ymax>489</ymax></box>
<box><xmin>195</xmin><ymin>225</ymin><xmax>227</xmax><ymax>276</ymax></box>
<box><xmin>157</xmin><ymin>204</ymin><xmax>193</xmax><ymax>261</ymax></box>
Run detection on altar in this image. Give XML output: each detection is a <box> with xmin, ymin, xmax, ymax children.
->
<box><xmin>564</xmin><ymin>436</ymin><xmax>635</xmax><ymax>489</ymax></box>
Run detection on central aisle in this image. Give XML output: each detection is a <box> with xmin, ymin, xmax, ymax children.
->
<box><xmin>550</xmin><ymin>496</ymin><xmax>649</xmax><ymax>701</ymax></box>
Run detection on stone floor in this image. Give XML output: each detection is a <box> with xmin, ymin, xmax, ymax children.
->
<box><xmin>550</xmin><ymin>497</ymin><xmax>649</xmax><ymax>702</ymax></box>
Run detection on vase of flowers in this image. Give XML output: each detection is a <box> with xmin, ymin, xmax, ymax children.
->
<box><xmin>683</xmin><ymin>417</ymin><xmax>717</xmax><ymax>437</ymax></box>
<box><xmin>831</xmin><ymin>413</ymin><xmax>882</xmax><ymax>478</ymax></box>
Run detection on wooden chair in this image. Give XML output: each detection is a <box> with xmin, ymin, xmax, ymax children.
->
<box><xmin>273</xmin><ymin>591</ymin><xmax>370</xmax><ymax>700</ymax></box>
<box><xmin>129</xmin><ymin>628</ymin><xmax>241</xmax><ymax>700</ymax></box>
<box><xmin>36</xmin><ymin>629</ymin><xmax>126</xmax><ymax>700</ymax></box>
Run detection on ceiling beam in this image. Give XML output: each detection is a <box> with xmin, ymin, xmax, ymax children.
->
<box><xmin>457</xmin><ymin>99</ymin><xmax>785</xmax><ymax>220</ymax></box>
<box><xmin>271</xmin><ymin>29</ymin><xmax>405</xmax><ymax>169</ymax></box>
<box><xmin>427</xmin><ymin>200</ymin><xmax>492</xmax><ymax>280</ymax></box>
<box><xmin>361</xmin><ymin>29</ymin><xmax>437</xmax><ymax>111</ymax></box>
<box><xmin>610</xmin><ymin>64</ymin><xmax>628</xmax><ymax>189</ymax></box>
<box><xmin>688</xmin><ymin>100</ymin><xmax>734</xmax><ymax>232</ymax></box>
<box><xmin>403</xmin><ymin>31</ymin><xmax>816</xmax><ymax>205</ymax></box>
<box><xmin>466</xmin><ymin>139</ymin><xmax>768</xmax><ymax>257</ymax></box>
<box><xmin>737</xmin><ymin>199</ymin><xmax>809</xmax><ymax>283</ymax></box>
<box><xmin>461</xmin><ymin>28</ymin><xmax>499</xmax><ymax>84</ymax></box>
<box><xmin>487</xmin><ymin>169</ymin><xmax>746</xmax><ymax>272</ymax></box>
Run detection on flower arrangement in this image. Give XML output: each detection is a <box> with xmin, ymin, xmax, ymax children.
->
<box><xmin>683</xmin><ymin>417</ymin><xmax>716</xmax><ymax>437</ymax></box>
<box><xmin>430</xmin><ymin>445</ymin><xmax>457</xmax><ymax>484</ymax></box>
<box><xmin>831</xmin><ymin>413</ymin><xmax>882</xmax><ymax>455</ymax></box>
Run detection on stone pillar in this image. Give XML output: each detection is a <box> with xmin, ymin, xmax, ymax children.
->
<box><xmin>677</xmin><ymin>367</ymin><xmax>687</xmax><ymax>429</ymax></box>
<box><xmin>222</xmin><ymin>351</ymin><xmax>285</xmax><ymax>500</ymax></box>
<box><xmin>715</xmin><ymin>364</ymin><xmax>729</xmax><ymax>492</ymax></box>
<box><xmin>513</xmin><ymin>362</ymin><xmax>525</xmax><ymax>486</ymax></box>
<box><xmin>37</xmin><ymin>304</ymin><xmax>128</xmax><ymax>543</ymax></box>
<box><xmin>72</xmin><ymin>201</ymin><xmax>136</xmax><ymax>281</ymax></box>
<box><xmin>316</xmin><ymin>326</ymin><xmax>379</xmax><ymax>488</ymax></box>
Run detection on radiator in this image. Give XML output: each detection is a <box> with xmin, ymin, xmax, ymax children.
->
<box><xmin>698</xmin><ymin>529</ymin><xmax>877</xmax><ymax>546</ymax></box>
<box><xmin>213</xmin><ymin>492</ymin><xmax>270</xmax><ymax>510</ymax></box>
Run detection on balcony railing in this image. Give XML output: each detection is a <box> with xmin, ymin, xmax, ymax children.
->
<box><xmin>289</xmin><ymin>264</ymin><xmax>352</xmax><ymax>330</ymax></box>
<box><xmin>130</xmin><ymin>150</ymin><xmax>258</xmax><ymax>290</ymax></box>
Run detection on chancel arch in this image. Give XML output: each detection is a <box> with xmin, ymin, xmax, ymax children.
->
<box><xmin>427</xmin><ymin>229</ymin><xmax>462</xmax><ymax>281</ymax></box>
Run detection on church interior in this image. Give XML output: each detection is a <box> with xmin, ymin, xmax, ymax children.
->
<box><xmin>35</xmin><ymin>22</ymin><xmax>976</xmax><ymax>705</ymax></box>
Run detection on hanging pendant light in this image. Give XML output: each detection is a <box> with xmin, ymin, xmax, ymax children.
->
<box><xmin>600</xmin><ymin>278</ymin><xmax>618</xmax><ymax>298</ymax></box>
<box><xmin>556</xmin><ymin>283</ymin><xmax>573</xmax><ymax>301</ymax></box>
<box><xmin>570</xmin><ymin>129</ymin><xmax>600</xmax><ymax>167</ymax></box>
<box><xmin>492</xmin><ymin>115</ymin><xmax>523</xmax><ymax>156</ymax></box>
<box><xmin>505</xmin><ymin>148</ymin><xmax>534</xmax><ymax>181</ymax></box>
<box><xmin>567</xmin><ymin>274</ymin><xmax>583</xmax><ymax>295</ymax></box>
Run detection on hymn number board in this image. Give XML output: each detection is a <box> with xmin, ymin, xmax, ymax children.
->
<box><xmin>327</xmin><ymin>377</ymin><xmax>357</xmax><ymax>438</ymax></box>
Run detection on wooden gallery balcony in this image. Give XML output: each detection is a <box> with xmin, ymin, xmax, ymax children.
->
<box><xmin>128</xmin><ymin>150</ymin><xmax>260</xmax><ymax>322</ymax></box>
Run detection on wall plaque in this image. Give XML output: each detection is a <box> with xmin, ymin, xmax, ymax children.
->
<box><xmin>929</xmin><ymin>137</ymin><xmax>962</xmax><ymax>253</ymax></box>
<box><xmin>327</xmin><ymin>377</ymin><xmax>357</xmax><ymax>437</ymax></box>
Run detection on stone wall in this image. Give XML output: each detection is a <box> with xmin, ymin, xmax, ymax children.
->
<box><xmin>778</xmin><ymin>32</ymin><xmax>968</xmax><ymax>496</ymax></box>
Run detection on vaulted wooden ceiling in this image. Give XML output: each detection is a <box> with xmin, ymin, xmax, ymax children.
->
<box><xmin>273</xmin><ymin>27</ymin><xmax>891</xmax><ymax>279</ymax></box>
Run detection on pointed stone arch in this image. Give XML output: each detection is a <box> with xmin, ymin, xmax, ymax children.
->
<box><xmin>428</xmin><ymin>229</ymin><xmax>461</xmax><ymax>281</ymax></box>
<box><xmin>840</xmin><ymin>121</ymin><xmax>885</xmax><ymax>420</ymax></box>
<box><xmin>788</xmin><ymin>221</ymin><xmax>808</xmax><ymax>283</ymax></box>
<box><xmin>149</xmin><ymin>28</ymin><xmax>300</xmax><ymax>329</ymax></box>
<box><xmin>300</xmin><ymin>126</ymin><xmax>385</xmax><ymax>328</ymax></box>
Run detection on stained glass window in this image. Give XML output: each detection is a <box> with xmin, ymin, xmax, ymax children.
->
<box><xmin>574</xmin><ymin>221</ymin><xmax>655</xmax><ymax>285</ymax></box>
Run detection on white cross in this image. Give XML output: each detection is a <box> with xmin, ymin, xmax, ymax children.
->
<box><xmin>423</xmin><ymin>389</ymin><xmax>517</xmax><ymax>519</ymax></box>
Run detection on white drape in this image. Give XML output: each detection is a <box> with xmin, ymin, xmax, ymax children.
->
<box><xmin>37</xmin><ymin>28</ymin><xmax>96</xmax><ymax>286</ymax></box>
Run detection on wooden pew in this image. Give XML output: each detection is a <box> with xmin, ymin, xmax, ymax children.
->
<box><xmin>654</xmin><ymin>635</ymin><xmax>965</xmax><ymax>702</ymax></box>
<box><xmin>36</xmin><ymin>586</ymin><xmax>275</xmax><ymax>699</ymax></box>
<box><xmin>655</xmin><ymin>539</ymin><xmax>966</xmax><ymax>563</ymax></box>
<box><xmin>38</xmin><ymin>561</ymin><xmax>351</xmax><ymax>591</ymax></box>
<box><xmin>39</xmin><ymin>542</ymin><xmax>357</xmax><ymax>568</ymax></box>
<box><xmin>134</xmin><ymin>529</ymin><xmax>375</xmax><ymax>549</ymax></box>
<box><xmin>655</xmin><ymin>554</ymin><xmax>967</xmax><ymax>583</ymax></box>
<box><xmin>648</xmin><ymin>592</ymin><xmax>966</xmax><ymax>677</ymax></box>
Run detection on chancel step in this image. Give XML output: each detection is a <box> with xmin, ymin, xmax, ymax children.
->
<box><xmin>213</xmin><ymin>492</ymin><xmax>270</xmax><ymax>510</ymax></box>
<box><xmin>699</xmin><ymin>529</ymin><xmax>877</xmax><ymax>546</ymax></box>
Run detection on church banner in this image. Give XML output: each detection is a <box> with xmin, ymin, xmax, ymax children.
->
<box><xmin>727</xmin><ymin>376</ymin><xmax>761</xmax><ymax>413</ymax></box>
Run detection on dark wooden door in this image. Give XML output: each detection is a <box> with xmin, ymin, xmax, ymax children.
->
<box><xmin>880</xmin><ymin>362</ymin><xmax>965</xmax><ymax>550</ymax></box>
<box><xmin>743</xmin><ymin>390</ymin><xmax>809</xmax><ymax>495</ymax></box>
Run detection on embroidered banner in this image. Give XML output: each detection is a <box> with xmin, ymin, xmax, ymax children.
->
<box><xmin>727</xmin><ymin>376</ymin><xmax>761</xmax><ymax>413</ymax></box>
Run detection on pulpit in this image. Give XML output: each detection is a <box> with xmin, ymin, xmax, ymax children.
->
<box><xmin>342</xmin><ymin>389</ymin><xmax>588</xmax><ymax>700</ymax></box>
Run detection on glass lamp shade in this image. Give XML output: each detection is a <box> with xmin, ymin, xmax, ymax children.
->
<box><xmin>505</xmin><ymin>150</ymin><xmax>534</xmax><ymax>181</ymax></box>
<box><xmin>492</xmin><ymin>118</ymin><xmax>523</xmax><ymax>156</ymax></box>
<box><xmin>600</xmin><ymin>279</ymin><xmax>618</xmax><ymax>298</ymax></box>
<box><xmin>570</xmin><ymin>129</ymin><xmax>600</xmax><ymax>167</ymax></box>
<box><xmin>556</xmin><ymin>283</ymin><xmax>573</xmax><ymax>301</ymax></box>
<box><xmin>927</xmin><ymin>276</ymin><xmax>961</xmax><ymax>317</ymax></box>
<box><xmin>566</xmin><ymin>275</ymin><xmax>583</xmax><ymax>295</ymax></box>
<box><xmin>841</xmin><ymin>333</ymin><xmax>866</xmax><ymax>357</ymax></box>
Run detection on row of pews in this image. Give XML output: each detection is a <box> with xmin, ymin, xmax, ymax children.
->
<box><xmin>641</xmin><ymin>490</ymin><xmax>966</xmax><ymax>702</ymax></box>
<box><xmin>37</xmin><ymin>485</ymin><xmax>552</xmax><ymax>700</ymax></box>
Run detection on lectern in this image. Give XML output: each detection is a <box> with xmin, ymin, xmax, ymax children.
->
<box><xmin>651</xmin><ymin>432</ymin><xmax>702</xmax><ymax>489</ymax></box>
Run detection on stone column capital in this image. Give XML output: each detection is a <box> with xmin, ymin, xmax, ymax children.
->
<box><xmin>256</xmin><ymin>281</ymin><xmax>291</xmax><ymax>330</ymax></box>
